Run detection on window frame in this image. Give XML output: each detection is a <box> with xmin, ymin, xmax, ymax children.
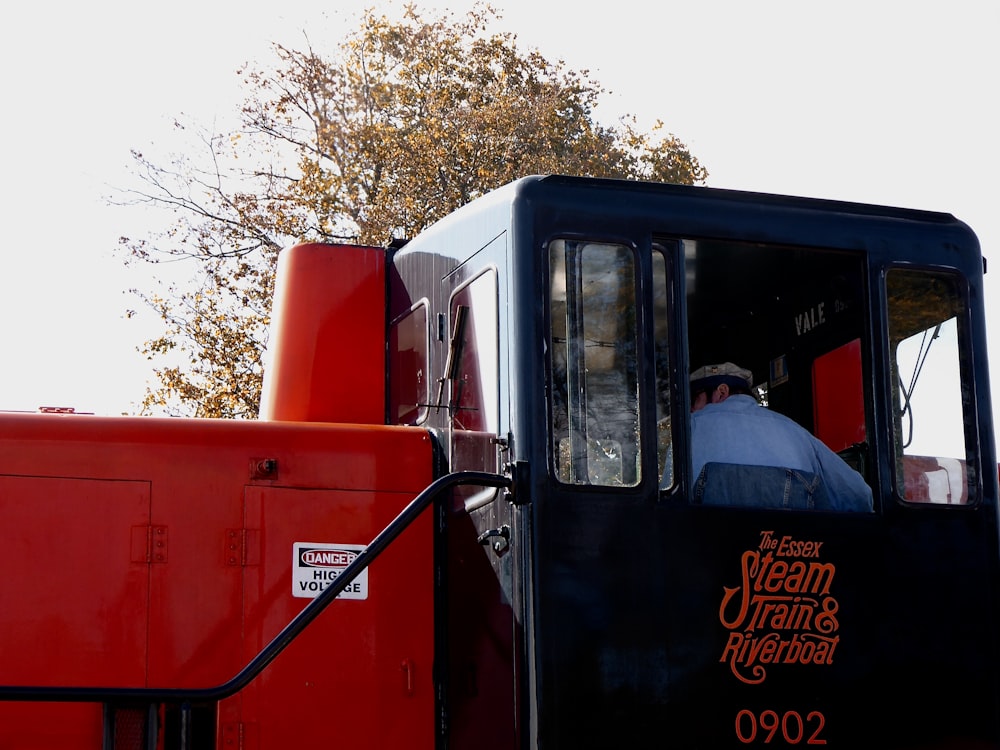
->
<box><xmin>547</xmin><ymin>237</ymin><xmax>643</xmax><ymax>489</ymax></box>
<box><xmin>388</xmin><ymin>298</ymin><xmax>431</xmax><ymax>426</ymax></box>
<box><xmin>884</xmin><ymin>264</ymin><xmax>980</xmax><ymax>507</ymax></box>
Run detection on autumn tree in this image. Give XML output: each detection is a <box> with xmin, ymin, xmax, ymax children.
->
<box><xmin>120</xmin><ymin>3</ymin><xmax>707</xmax><ymax>418</ymax></box>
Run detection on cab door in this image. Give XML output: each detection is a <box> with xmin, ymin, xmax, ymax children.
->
<box><xmin>440</xmin><ymin>236</ymin><xmax>516</xmax><ymax>750</ymax></box>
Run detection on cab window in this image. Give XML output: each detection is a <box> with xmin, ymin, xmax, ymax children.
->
<box><xmin>681</xmin><ymin>237</ymin><xmax>872</xmax><ymax>511</ymax></box>
<box><xmin>448</xmin><ymin>268</ymin><xmax>501</xmax><ymax>508</ymax></box>
<box><xmin>652</xmin><ymin>245</ymin><xmax>674</xmax><ymax>489</ymax></box>
<box><xmin>886</xmin><ymin>268</ymin><xmax>974</xmax><ymax>504</ymax></box>
<box><xmin>389</xmin><ymin>299</ymin><xmax>430</xmax><ymax>425</ymax></box>
<box><xmin>549</xmin><ymin>240</ymin><xmax>640</xmax><ymax>487</ymax></box>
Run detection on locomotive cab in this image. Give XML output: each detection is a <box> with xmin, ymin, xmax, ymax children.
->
<box><xmin>388</xmin><ymin>175</ymin><xmax>999</xmax><ymax>748</ymax></box>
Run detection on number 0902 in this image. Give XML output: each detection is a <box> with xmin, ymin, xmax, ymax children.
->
<box><xmin>735</xmin><ymin>709</ymin><xmax>826</xmax><ymax>745</ymax></box>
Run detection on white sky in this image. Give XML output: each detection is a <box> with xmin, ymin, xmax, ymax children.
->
<box><xmin>1</xmin><ymin>0</ymin><xmax>998</xmax><ymax>424</ymax></box>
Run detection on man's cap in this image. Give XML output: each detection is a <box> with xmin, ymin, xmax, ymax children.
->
<box><xmin>690</xmin><ymin>362</ymin><xmax>753</xmax><ymax>392</ymax></box>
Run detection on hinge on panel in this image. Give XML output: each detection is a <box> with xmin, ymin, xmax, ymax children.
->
<box><xmin>131</xmin><ymin>525</ymin><xmax>168</xmax><ymax>564</ymax></box>
<box><xmin>221</xmin><ymin>720</ymin><xmax>258</xmax><ymax>749</ymax></box>
<box><xmin>220</xmin><ymin>722</ymin><xmax>242</xmax><ymax>750</ymax></box>
<box><xmin>225</xmin><ymin>528</ymin><xmax>261</xmax><ymax>567</ymax></box>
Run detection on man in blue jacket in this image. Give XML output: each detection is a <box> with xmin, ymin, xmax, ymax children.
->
<box><xmin>689</xmin><ymin>362</ymin><xmax>873</xmax><ymax>512</ymax></box>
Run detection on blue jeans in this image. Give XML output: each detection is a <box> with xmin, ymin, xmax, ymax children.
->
<box><xmin>694</xmin><ymin>462</ymin><xmax>831</xmax><ymax>510</ymax></box>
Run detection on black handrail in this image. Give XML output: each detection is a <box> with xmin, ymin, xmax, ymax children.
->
<box><xmin>0</xmin><ymin>470</ymin><xmax>511</xmax><ymax>702</ymax></box>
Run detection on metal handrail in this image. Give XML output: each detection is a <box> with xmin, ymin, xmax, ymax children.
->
<box><xmin>0</xmin><ymin>470</ymin><xmax>511</xmax><ymax>702</ymax></box>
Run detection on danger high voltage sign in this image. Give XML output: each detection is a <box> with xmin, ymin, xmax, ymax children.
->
<box><xmin>292</xmin><ymin>542</ymin><xmax>368</xmax><ymax>600</ymax></box>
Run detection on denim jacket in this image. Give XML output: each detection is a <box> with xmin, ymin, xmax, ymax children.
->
<box><xmin>690</xmin><ymin>395</ymin><xmax>873</xmax><ymax>512</ymax></box>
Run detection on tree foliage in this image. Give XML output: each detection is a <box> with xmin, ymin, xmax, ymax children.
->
<box><xmin>120</xmin><ymin>2</ymin><xmax>707</xmax><ymax>418</ymax></box>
